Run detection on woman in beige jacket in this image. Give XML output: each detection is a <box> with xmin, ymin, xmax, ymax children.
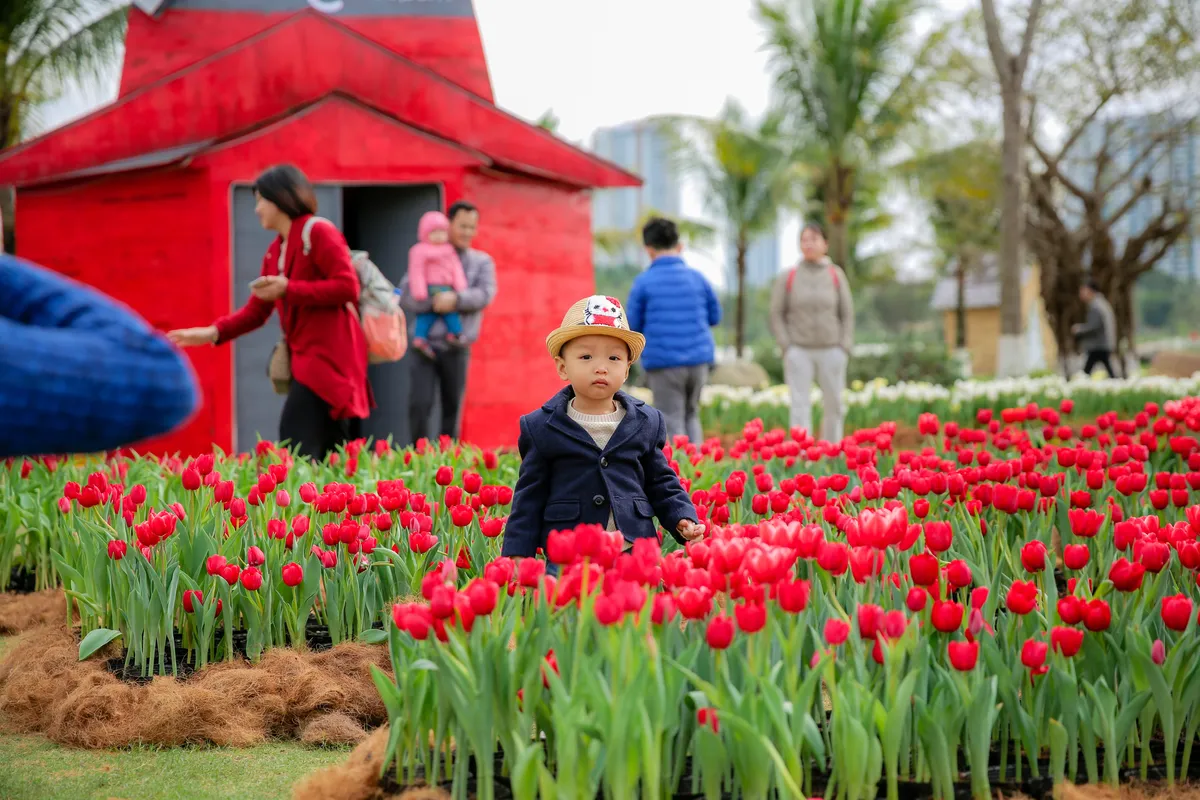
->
<box><xmin>768</xmin><ymin>224</ymin><xmax>854</xmax><ymax>443</ymax></box>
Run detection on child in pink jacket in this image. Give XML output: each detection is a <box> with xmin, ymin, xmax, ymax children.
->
<box><xmin>408</xmin><ymin>211</ymin><xmax>468</xmax><ymax>359</ymax></box>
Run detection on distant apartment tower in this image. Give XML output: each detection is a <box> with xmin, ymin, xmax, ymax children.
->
<box><xmin>591</xmin><ymin>118</ymin><xmax>683</xmax><ymax>266</ymax></box>
<box><xmin>726</xmin><ymin>230</ymin><xmax>782</xmax><ymax>289</ymax></box>
<box><xmin>1064</xmin><ymin>114</ymin><xmax>1199</xmax><ymax>281</ymax></box>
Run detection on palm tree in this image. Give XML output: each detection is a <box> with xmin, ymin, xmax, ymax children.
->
<box><xmin>0</xmin><ymin>0</ymin><xmax>127</xmax><ymax>252</ymax></box>
<box><xmin>663</xmin><ymin>100</ymin><xmax>800</xmax><ymax>358</ymax></box>
<box><xmin>757</xmin><ymin>0</ymin><xmax>938</xmax><ymax>270</ymax></box>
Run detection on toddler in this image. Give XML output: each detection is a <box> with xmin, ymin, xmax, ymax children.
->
<box><xmin>502</xmin><ymin>295</ymin><xmax>705</xmax><ymax>562</ymax></box>
<box><xmin>408</xmin><ymin>211</ymin><xmax>468</xmax><ymax>359</ymax></box>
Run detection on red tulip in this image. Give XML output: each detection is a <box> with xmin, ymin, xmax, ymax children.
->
<box><xmin>181</xmin><ymin>467</ymin><xmax>202</xmax><ymax>491</ymax></box>
<box><xmin>1109</xmin><ymin>558</ymin><xmax>1146</xmax><ymax>592</ymax></box>
<box><xmin>240</xmin><ymin>567</ymin><xmax>263</xmax><ymax>591</ymax></box>
<box><xmin>1021</xmin><ymin>639</ymin><xmax>1048</xmax><ymax>670</ymax></box>
<box><xmin>1063</xmin><ymin>544</ymin><xmax>1090</xmax><ymax>570</ymax></box>
<box><xmin>906</xmin><ymin>587</ymin><xmax>927</xmax><ymax>612</ymax></box>
<box><xmin>931</xmin><ymin>600</ymin><xmax>964</xmax><ymax>633</ymax></box>
<box><xmin>183</xmin><ymin>589</ymin><xmax>203</xmax><ymax>614</ymax></box>
<box><xmin>247</xmin><ymin>546</ymin><xmax>266</xmax><ymax>567</ymax></box>
<box><xmin>281</xmin><ymin>562</ymin><xmax>304</xmax><ymax>587</ymax></box>
<box><xmin>1051</xmin><ymin>626</ymin><xmax>1084</xmax><ymax>657</ymax></box>
<box><xmin>945</xmin><ymin>560</ymin><xmax>972</xmax><ymax>589</ymax></box>
<box><xmin>594</xmin><ymin>595</ymin><xmax>623</xmax><ymax>626</ymax></box>
<box><xmin>857</xmin><ymin>604</ymin><xmax>885</xmax><ymax>640</ymax></box>
<box><xmin>1057</xmin><ymin>595</ymin><xmax>1084</xmax><ymax>625</ymax></box>
<box><xmin>1083</xmin><ymin>599</ymin><xmax>1111</xmax><ymax>632</ymax></box>
<box><xmin>1161</xmin><ymin>594</ymin><xmax>1193</xmax><ymax>632</ymax></box>
<box><xmin>1020</xmin><ymin>541</ymin><xmax>1047</xmax><ymax>573</ymax></box>
<box><xmin>735</xmin><ymin>602</ymin><xmax>767</xmax><ymax>634</ymax></box>
<box><xmin>776</xmin><ymin>579</ymin><xmax>810</xmax><ymax>613</ymax></box>
<box><xmin>221</xmin><ymin>563</ymin><xmax>241</xmax><ymax>585</ymax></box>
<box><xmin>909</xmin><ymin>552</ymin><xmax>940</xmax><ymax>586</ymax></box>
<box><xmin>517</xmin><ymin>558</ymin><xmax>546</xmax><ymax>588</ymax></box>
<box><xmin>450</xmin><ymin>505</ymin><xmax>474</xmax><ymax>528</ymax></box>
<box><xmin>697</xmin><ymin>707</ymin><xmax>719</xmax><ymax>734</ymax></box>
<box><xmin>1006</xmin><ymin>580</ymin><xmax>1039</xmax><ymax>615</ymax></box>
<box><xmin>107</xmin><ymin>540</ymin><xmax>127</xmax><ymax>560</ymax></box>
<box><xmin>1152</xmin><ymin>639</ymin><xmax>1167</xmax><ymax>665</ymax></box>
<box><xmin>816</xmin><ymin>541</ymin><xmax>850</xmax><ymax>576</ymax></box>
<box><xmin>206</xmin><ymin>555</ymin><xmax>227</xmax><ymax>576</ymax></box>
<box><xmin>706</xmin><ymin>614</ymin><xmax>735</xmax><ymax>649</ymax></box>
<box><xmin>435</xmin><ymin>466</ymin><xmax>454</xmax><ymax>486</ymax></box>
<box><xmin>824</xmin><ymin>618</ymin><xmax>851</xmax><ymax>645</ymax></box>
<box><xmin>924</xmin><ymin>521</ymin><xmax>953</xmax><ymax>553</ymax></box>
<box><xmin>947</xmin><ymin>640</ymin><xmax>979</xmax><ymax>671</ymax></box>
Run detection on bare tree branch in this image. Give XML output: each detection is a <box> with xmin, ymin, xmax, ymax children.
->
<box><xmin>1015</xmin><ymin>0</ymin><xmax>1047</xmax><ymax>79</ymax></box>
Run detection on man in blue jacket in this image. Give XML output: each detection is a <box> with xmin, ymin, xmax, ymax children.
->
<box><xmin>1</xmin><ymin>255</ymin><xmax>199</xmax><ymax>457</ymax></box>
<box><xmin>626</xmin><ymin>217</ymin><xmax>722</xmax><ymax>444</ymax></box>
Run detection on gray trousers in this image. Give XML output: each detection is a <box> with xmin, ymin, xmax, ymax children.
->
<box><xmin>784</xmin><ymin>346</ymin><xmax>847</xmax><ymax>443</ymax></box>
<box><xmin>646</xmin><ymin>364</ymin><xmax>708</xmax><ymax>444</ymax></box>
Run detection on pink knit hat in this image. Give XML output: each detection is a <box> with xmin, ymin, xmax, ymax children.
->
<box><xmin>418</xmin><ymin>211</ymin><xmax>450</xmax><ymax>242</ymax></box>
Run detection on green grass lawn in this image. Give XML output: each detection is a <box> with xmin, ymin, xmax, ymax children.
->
<box><xmin>0</xmin><ymin>637</ymin><xmax>353</xmax><ymax>800</ymax></box>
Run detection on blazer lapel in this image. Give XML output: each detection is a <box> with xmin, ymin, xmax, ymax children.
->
<box><xmin>544</xmin><ymin>389</ymin><xmax>601</xmax><ymax>451</ymax></box>
<box><xmin>603</xmin><ymin>392</ymin><xmax>646</xmax><ymax>454</ymax></box>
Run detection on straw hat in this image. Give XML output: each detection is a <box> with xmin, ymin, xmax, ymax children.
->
<box><xmin>545</xmin><ymin>295</ymin><xmax>646</xmax><ymax>362</ymax></box>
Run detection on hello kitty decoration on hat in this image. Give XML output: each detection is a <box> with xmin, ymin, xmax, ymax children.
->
<box><xmin>546</xmin><ymin>294</ymin><xmax>646</xmax><ymax>362</ymax></box>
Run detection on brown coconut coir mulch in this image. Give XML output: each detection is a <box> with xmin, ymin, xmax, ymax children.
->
<box><xmin>0</xmin><ymin>626</ymin><xmax>390</xmax><ymax>748</ymax></box>
<box><xmin>293</xmin><ymin>726</ymin><xmax>450</xmax><ymax>800</ymax></box>
<box><xmin>0</xmin><ymin>589</ymin><xmax>70</xmax><ymax>634</ymax></box>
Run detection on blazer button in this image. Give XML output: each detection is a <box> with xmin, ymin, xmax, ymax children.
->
<box><xmin>600</xmin><ymin>456</ymin><xmax>609</xmax><ymax>468</ymax></box>
<box><xmin>593</xmin><ymin>494</ymin><xmax>605</xmax><ymax>507</ymax></box>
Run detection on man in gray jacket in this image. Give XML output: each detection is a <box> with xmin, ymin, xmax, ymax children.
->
<box><xmin>1072</xmin><ymin>280</ymin><xmax>1120</xmax><ymax>378</ymax></box>
<box><xmin>399</xmin><ymin>201</ymin><xmax>497</xmax><ymax>442</ymax></box>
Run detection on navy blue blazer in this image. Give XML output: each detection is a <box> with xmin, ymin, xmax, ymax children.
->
<box><xmin>501</xmin><ymin>387</ymin><xmax>698</xmax><ymax>558</ymax></box>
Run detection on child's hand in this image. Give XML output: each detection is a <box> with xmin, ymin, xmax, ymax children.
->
<box><xmin>677</xmin><ymin>519</ymin><xmax>705</xmax><ymax>541</ymax></box>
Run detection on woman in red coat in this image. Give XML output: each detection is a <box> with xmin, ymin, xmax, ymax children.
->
<box><xmin>169</xmin><ymin>165</ymin><xmax>373</xmax><ymax>460</ymax></box>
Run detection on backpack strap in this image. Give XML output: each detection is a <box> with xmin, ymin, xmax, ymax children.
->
<box><xmin>785</xmin><ymin>264</ymin><xmax>840</xmax><ymax>296</ymax></box>
<box><xmin>300</xmin><ymin>216</ymin><xmax>331</xmax><ymax>256</ymax></box>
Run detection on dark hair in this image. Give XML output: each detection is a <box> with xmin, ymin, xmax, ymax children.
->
<box><xmin>801</xmin><ymin>222</ymin><xmax>827</xmax><ymax>240</ymax></box>
<box><xmin>642</xmin><ymin>217</ymin><xmax>680</xmax><ymax>251</ymax></box>
<box><xmin>448</xmin><ymin>201</ymin><xmax>478</xmax><ymax>221</ymax></box>
<box><xmin>1083</xmin><ymin>279</ymin><xmax>1101</xmax><ymax>292</ymax></box>
<box><xmin>253</xmin><ymin>164</ymin><xmax>317</xmax><ymax>220</ymax></box>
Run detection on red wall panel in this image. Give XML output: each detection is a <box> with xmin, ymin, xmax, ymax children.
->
<box><xmin>120</xmin><ymin>8</ymin><xmax>493</xmax><ymax>101</ymax></box>
<box><xmin>13</xmin><ymin>169</ymin><xmax>222</xmax><ymax>456</ymax></box>
<box><xmin>456</xmin><ymin>171</ymin><xmax>595</xmax><ymax>449</ymax></box>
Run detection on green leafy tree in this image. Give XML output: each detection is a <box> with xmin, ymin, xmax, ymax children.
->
<box><xmin>0</xmin><ymin>0</ymin><xmax>127</xmax><ymax>252</ymax></box>
<box><xmin>757</xmin><ymin>0</ymin><xmax>945</xmax><ymax>271</ymax></box>
<box><xmin>663</xmin><ymin>100</ymin><xmax>800</xmax><ymax>358</ymax></box>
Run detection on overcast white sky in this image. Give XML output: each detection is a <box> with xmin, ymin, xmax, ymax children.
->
<box><xmin>39</xmin><ymin>0</ymin><xmax>982</xmax><ymax>287</ymax></box>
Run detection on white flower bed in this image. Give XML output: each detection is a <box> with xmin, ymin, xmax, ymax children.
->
<box><xmin>631</xmin><ymin>373</ymin><xmax>1200</xmax><ymax>412</ymax></box>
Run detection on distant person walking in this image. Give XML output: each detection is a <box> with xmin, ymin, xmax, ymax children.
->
<box><xmin>1073</xmin><ymin>279</ymin><xmax>1120</xmax><ymax>378</ymax></box>
<box><xmin>627</xmin><ymin>217</ymin><xmax>722</xmax><ymax>444</ymax></box>
<box><xmin>769</xmin><ymin>223</ymin><xmax>854</xmax><ymax>443</ymax></box>
<box><xmin>398</xmin><ymin>201</ymin><xmax>497</xmax><ymax>443</ymax></box>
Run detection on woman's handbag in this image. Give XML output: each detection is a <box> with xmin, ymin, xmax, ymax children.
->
<box><xmin>267</xmin><ymin>244</ymin><xmax>292</xmax><ymax>396</ymax></box>
<box><xmin>268</xmin><ymin>340</ymin><xmax>291</xmax><ymax>395</ymax></box>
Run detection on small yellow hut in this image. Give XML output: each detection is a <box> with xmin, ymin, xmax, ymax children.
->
<box><xmin>930</xmin><ymin>256</ymin><xmax>1058</xmax><ymax>376</ymax></box>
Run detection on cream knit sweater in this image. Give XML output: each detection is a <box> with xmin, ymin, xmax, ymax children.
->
<box><xmin>567</xmin><ymin>399</ymin><xmax>626</xmax><ymax>531</ymax></box>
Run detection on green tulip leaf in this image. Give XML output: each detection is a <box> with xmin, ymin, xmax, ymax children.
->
<box><xmin>79</xmin><ymin>628</ymin><xmax>121</xmax><ymax>661</ymax></box>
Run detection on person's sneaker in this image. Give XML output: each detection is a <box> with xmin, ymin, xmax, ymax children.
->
<box><xmin>445</xmin><ymin>333</ymin><xmax>462</xmax><ymax>347</ymax></box>
<box><xmin>413</xmin><ymin>338</ymin><xmax>436</xmax><ymax>360</ymax></box>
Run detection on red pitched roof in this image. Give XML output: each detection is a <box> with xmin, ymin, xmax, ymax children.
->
<box><xmin>0</xmin><ymin>9</ymin><xmax>639</xmax><ymax>190</ymax></box>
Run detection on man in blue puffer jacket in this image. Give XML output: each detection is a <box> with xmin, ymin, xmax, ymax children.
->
<box><xmin>627</xmin><ymin>217</ymin><xmax>722</xmax><ymax>444</ymax></box>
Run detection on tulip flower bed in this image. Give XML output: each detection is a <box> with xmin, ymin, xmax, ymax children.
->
<box><xmin>690</xmin><ymin>374</ymin><xmax>1200</xmax><ymax>436</ymax></box>
<box><xmin>1</xmin><ymin>394</ymin><xmax>1200</xmax><ymax>799</ymax></box>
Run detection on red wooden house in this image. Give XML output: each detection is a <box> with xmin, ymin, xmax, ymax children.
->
<box><xmin>0</xmin><ymin>0</ymin><xmax>638</xmax><ymax>455</ymax></box>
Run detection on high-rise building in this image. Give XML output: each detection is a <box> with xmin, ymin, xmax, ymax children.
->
<box><xmin>726</xmin><ymin>229</ymin><xmax>782</xmax><ymax>289</ymax></box>
<box><xmin>1063</xmin><ymin>115</ymin><xmax>1199</xmax><ymax>281</ymax></box>
<box><xmin>590</xmin><ymin>118</ymin><xmax>683</xmax><ymax>266</ymax></box>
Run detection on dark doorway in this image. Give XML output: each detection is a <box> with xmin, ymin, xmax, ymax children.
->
<box><xmin>343</xmin><ymin>184</ymin><xmax>442</xmax><ymax>447</ymax></box>
<box><xmin>231</xmin><ymin>184</ymin><xmax>342</xmax><ymax>454</ymax></box>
